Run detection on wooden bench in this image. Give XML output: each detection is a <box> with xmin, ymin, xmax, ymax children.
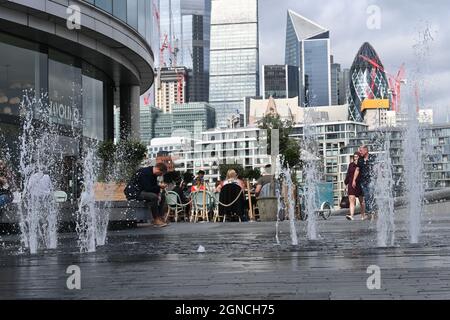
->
<box><xmin>94</xmin><ymin>182</ymin><xmax>149</xmax><ymax>222</ymax></box>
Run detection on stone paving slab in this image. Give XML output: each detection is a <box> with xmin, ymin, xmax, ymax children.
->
<box><xmin>1</xmin><ymin>207</ymin><xmax>450</xmax><ymax>299</ymax></box>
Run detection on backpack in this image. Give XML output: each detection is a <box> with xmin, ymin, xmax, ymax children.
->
<box><xmin>124</xmin><ymin>171</ymin><xmax>142</xmax><ymax>200</ymax></box>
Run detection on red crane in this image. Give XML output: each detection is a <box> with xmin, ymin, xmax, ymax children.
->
<box><xmin>359</xmin><ymin>55</ymin><xmax>406</xmax><ymax>112</ymax></box>
<box><xmin>176</xmin><ymin>70</ymin><xmax>185</xmax><ymax>104</ymax></box>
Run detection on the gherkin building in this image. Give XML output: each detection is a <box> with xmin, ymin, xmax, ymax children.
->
<box><xmin>348</xmin><ymin>42</ymin><xmax>390</xmax><ymax>122</ymax></box>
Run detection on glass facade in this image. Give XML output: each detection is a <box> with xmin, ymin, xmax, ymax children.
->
<box><xmin>303</xmin><ymin>40</ymin><xmax>330</xmax><ymax>107</ymax></box>
<box><xmin>348</xmin><ymin>42</ymin><xmax>390</xmax><ymax>122</ymax></box>
<box><xmin>209</xmin><ymin>0</ymin><xmax>259</xmax><ymax>127</ymax></box>
<box><xmin>83</xmin><ymin>0</ymin><xmax>154</xmax><ymax>46</ymax></box>
<box><xmin>263</xmin><ymin>65</ymin><xmax>299</xmax><ymax>99</ymax></box>
<box><xmin>159</xmin><ymin>0</ymin><xmax>210</xmax><ymax>102</ymax></box>
<box><xmin>0</xmin><ymin>32</ymin><xmax>112</xmax><ymax>199</ymax></box>
<box><xmin>142</xmin><ymin>102</ymin><xmax>215</xmax><ymax>140</ymax></box>
<box><xmin>331</xmin><ymin>63</ymin><xmax>340</xmax><ymax>105</ymax></box>
<box><xmin>285</xmin><ymin>10</ymin><xmax>331</xmax><ymax>107</ymax></box>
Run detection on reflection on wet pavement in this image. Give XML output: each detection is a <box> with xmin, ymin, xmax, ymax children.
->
<box><xmin>1</xmin><ymin>209</ymin><xmax>450</xmax><ymax>299</ymax></box>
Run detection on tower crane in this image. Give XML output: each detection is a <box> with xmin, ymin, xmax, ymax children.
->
<box><xmin>359</xmin><ymin>55</ymin><xmax>407</xmax><ymax>113</ymax></box>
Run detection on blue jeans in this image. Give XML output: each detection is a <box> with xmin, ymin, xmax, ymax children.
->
<box><xmin>360</xmin><ymin>182</ymin><xmax>375</xmax><ymax>214</ymax></box>
<box><xmin>0</xmin><ymin>193</ymin><xmax>13</xmax><ymax>208</ymax></box>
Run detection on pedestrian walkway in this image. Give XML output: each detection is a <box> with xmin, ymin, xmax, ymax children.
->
<box><xmin>1</xmin><ymin>208</ymin><xmax>450</xmax><ymax>299</ymax></box>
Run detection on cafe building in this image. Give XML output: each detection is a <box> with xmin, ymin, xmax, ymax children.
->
<box><xmin>0</xmin><ymin>0</ymin><xmax>155</xmax><ymax>200</ymax></box>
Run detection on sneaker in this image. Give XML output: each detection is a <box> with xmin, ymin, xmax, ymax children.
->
<box><xmin>346</xmin><ymin>215</ymin><xmax>354</xmax><ymax>221</ymax></box>
<box><xmin>153</xmin><ymin>222</ymin><xmax>168</xmax><ymax>228</ymax></box>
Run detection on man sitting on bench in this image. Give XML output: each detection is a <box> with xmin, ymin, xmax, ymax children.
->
<box><xmin>125</xmin><ymin>163</ymin><xmax>168</xmax><ymax>227</ymax></box>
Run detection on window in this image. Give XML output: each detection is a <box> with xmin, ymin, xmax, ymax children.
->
<box><xmin>0</xmin><ymin>33</ymin><xmax>47</xmax><ymax>118</ymax></box>
<box><xmin>82</xmin><ymin>74</ymin><xmax>104</xmax><ymax>141</ymax></box>
<box><xmin>113</xmin><ymin>0</ymin><xmax>127</xmax><ymax>22</ymax></box>
<box><xmin>48</xmin><ymin>50</ymin><xmax>82</xmax><ymax>128</ymax></box>
<box><xmin>95</xmin><ymin>0</ymin><xmax>112</xmax><ymax>13</ymax></box>
<box><xmin>127</xmin><ymin>0</ymin><xmax>138</xmax><ymax>29</ymax></box>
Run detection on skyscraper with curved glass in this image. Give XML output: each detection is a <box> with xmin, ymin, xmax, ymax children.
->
<box><xmin>348</xmin><ymin>42</ymin><xmax>390</xmax><ymax>122</ymax></box>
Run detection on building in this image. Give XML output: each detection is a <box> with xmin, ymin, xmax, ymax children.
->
<box><xmin>156</xmin><ymin>67</ymin><xmax>188</xmax><ymax>113</ymax></box>
<box><xmin>422</xmin><ymin>125</ymin><xmax>450</xmax><ymax>191</ymax></box>
<box><xmin>285</xmin><ymin>10</ymin><xmax>331</xmax><ymax>107</ymax></box>
<box><xmin>209</xmin><ymin>0</ymin><xmax>259</xmax><ymax>127</ymax></box>
<box><xmin>140</xmin><ymin>105</ymin><xmax>163</xmax><ymax>145</ymax></box>
<box><xmin>339</xmin><ymin>124</ymin><xmax>450</xmax><ymax>203</ymax></box>
<box><xmin>338</xmin><ymin>68</ymin><xmax>350</xmax><ymax>105</ymax></box>
<box><xmin>290</xmin><ymin>121</ymin><xmax>368</xmax><ymax>207</ymax></box>
<box><xmin>0</xmin><ymin>0</ymin><xmax>155</xmax><ymax>199</ymax></box>
<box><xmin>173</xmin><ymin>127</ymin><xmax>270</xmax><ymax>181</ymax></box>
<box><xmin>330</xmin><ymin>57</ymin><xmax>340</xmax><ymax>106</ymax></box>
<box><xmin>248</xmin><ymin>96</ymin><xmax>349</xmax><ymax>126</ymax></box>
<box><xmin>148</xmin><ymin>137</ymin><xmax>195</xmax><ymax>159</ymax></box>
<box><xmin>159</xmin><ymin>0</ymin><xmax>211</xmax><ymax>102</ymax></box>
<box><xmin>348</xmin><ymin>42</ymin><xmax>390</xmax><ymax>122</ymax></box>
<box><xmin>262</xmin><ymin>65</ymin><xmax>299</xmax><ymax>100</ymax></box>
<box><xmin>339</xmin><ymin>128</ymin><xmax>404</xmax><ymax>201</ymax></box>
<box><xmin>142</xmin><ymin>102</ymin><xmax>215</xmax><ymax>140</ymax></box>
<box><xmin>172</xmin><ymin>102</ymin><xmax>216</xmax><ymax>134</ymax></box>
<box><xmin>248</xmin><ymin>96</ymin><xmax>299</xmax><ymax>125</ymax></box>
<box><xmin>418</xmin><ymin>109</ymin><xmax>434</xmax><ymax>125</ymax></box>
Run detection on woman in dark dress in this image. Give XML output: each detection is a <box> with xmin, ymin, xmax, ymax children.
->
<box><xmin>345</xmin><ymin>152</ymin><xmax>366</xmax><ymax>221</ymax></box>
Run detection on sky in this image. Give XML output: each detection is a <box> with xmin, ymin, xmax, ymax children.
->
<box><xmin>259</xmin><ymin>0</ymin><xmax>450</xmax><ymax>123</ymax></box>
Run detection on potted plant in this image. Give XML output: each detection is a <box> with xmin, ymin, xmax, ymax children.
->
<box><xmin>95</xmin><ymin>139</ymin><xmax>147</xmax><ymax>201</ymax></box>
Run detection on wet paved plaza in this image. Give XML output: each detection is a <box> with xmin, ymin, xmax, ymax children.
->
<box><xmin>1</xmin><ymin>205</ymin><xmax>450</xmax><ymax>300</ymax></box>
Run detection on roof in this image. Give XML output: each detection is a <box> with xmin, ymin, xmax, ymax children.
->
<box><xmin>350</xmin><ymin>42</ymin><xmax>385</xmax><ymax>71</ymax></box>
<box><xmin>287</xmin><ymin>10</ymin><xmax>329</xmax><ymax>41</ymax></box>
<box><xmin>150</xmin><ymin>137</ymin><xmax>188</xmax><ymax>146</ymax></box>
<box><xmin>249</xmin><ymin>97</ymin><xmax>349</xmax><ymax>125</ymax></box>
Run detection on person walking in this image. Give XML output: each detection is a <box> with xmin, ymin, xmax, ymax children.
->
<box><xmin>345</xmin><ymin>152</ymin><xmax>366</xmax><ymax>221</ymax></box>
<box><xmin>124</xmin><ymin>162</ymin><xmax>168</xmax><ymax>227</ymax></box>
<box><xmin>353</xmin><ymin>145</ymin><xmax>377</xmax><ymax>220</ymax></box>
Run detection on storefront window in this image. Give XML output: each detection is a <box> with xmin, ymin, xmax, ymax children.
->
<box><xmin>82</xmin><ymin>74</ymin><xmax>104</xmax><ymax>141</ymax></box>
<box><xmin>0</xmin><ymin>33</ymin><xmax>47</xmax><ymax>118</ymax></box>
<box><xmin>48</xmin><ymin>50</ymin><xmax>82</xmax><ymax>129</ymax></box>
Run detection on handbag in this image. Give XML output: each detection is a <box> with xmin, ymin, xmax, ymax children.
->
<box><xmin>340</xmin><ymin>192</ymin><xmax>350</xmax><ymax>209</ymax></box>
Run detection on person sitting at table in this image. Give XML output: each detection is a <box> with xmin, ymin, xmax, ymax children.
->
<box><xmin>216</xmin><ymin>169</ymin><xmax>245</xmax><ymax>192</ymax></box>
<box><xmin>255</xmin><ymin>164</ymin><xmax>275</xmax><ymax>197</ymax></box>
<box><xmin>218</xmin><ymin>170</ymin><xmax>246</xmax><ymax>221</ymax></box>
<box><xmin>190</xmin><ymin>177</ymin><xmax>206</xmax><ymax>193</ymax></box>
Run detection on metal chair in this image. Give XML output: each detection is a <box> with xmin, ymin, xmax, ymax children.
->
<box><xmin>191</xmin><ymin>190</ymin><xmax>215</xmax><ymax>223</ymax></box>
<box><xmin>164</xmin><ymin>191</ymin><xmax>186</xmax><ymax>222</ymax></box>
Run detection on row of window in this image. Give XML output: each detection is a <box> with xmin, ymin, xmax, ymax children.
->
<box><xmin>83</xmin><ymin>0</ymin><xmax>154</xmax><ymax>47</ymax></box>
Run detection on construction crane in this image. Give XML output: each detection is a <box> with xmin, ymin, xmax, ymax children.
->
<box><xmin>359</xmin><ymin>55</ymin><xmax>407</xmax><ymax>113</ymax></box>
<box><xmin>160</xmin><ymin>33</ymin><xmax>171</xmax><ymax>67</ymax></box>
<box><xmin>176</xmin><ymin>70</ymin><xmax>184</xmax><ymax>104</ymax></box>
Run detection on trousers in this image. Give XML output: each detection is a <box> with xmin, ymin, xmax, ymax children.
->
<box><xmin>137</xmin><ymin>191</ymin><xmax>165</xmax><ymax>220</ymax></box>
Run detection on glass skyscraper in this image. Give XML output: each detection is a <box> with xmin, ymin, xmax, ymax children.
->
<box><xmin>262</xmin><ymin>65</ymin><xmax>299</xmax><ymax>99</ymax></box>
<box><xmin>209</xmin><ymin>0</ymin><xmax>259</xmax><ymax>127</ymax></box>
<box><xmin>285</xmin><ymin>10</ymin><xmax>331</xmax><ymax>107</ymax></box>
<box><xmin>159</xmin><ymin>0</ymin><xmax>210</xmax><ymax>102</ymax></box>
<box><xmin>348</xmin><ymin>42</ymin><xmax>390</xmax><ymax>122</ymax></box>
